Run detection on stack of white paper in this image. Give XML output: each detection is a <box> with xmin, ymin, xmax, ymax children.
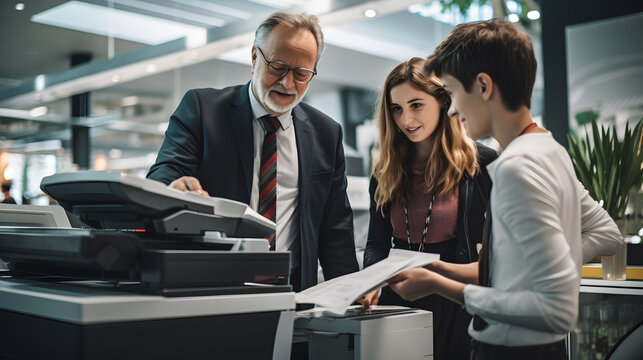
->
<box><xmin>295</xmin><ymin>249</ymin><xmax>439</xmax><ymax>315</ymax></box>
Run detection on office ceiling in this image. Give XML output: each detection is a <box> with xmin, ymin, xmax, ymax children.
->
<box><xmin>0</xmin><ymin>0</ymin><xmax>451</xmax><ymax>98</ymax></box>
<box><xmin>0</xmin><ymin>0</ymin><xmax>276</xmax><ymax>83</ymax></box>
<box><xmin>0</xmin><ymin>0</ymin><xmax>455</xmax><ymax>166</ymax></box>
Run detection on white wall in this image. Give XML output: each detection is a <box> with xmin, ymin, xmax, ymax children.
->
<box><xmin>566</xmin><ymin>12</ymin><xmax>643</xmax><ymax>131</ymax></box>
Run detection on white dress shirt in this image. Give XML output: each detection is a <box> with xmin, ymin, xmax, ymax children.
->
<box><xmin>463</xmin><ymin>132</ymin><xmax>622</xmax><ymax>346</ymax></box>
<box><xmin>248</xmin><ymin>84</ymin><xmax>300</xmax><ymax>270</ymax></box>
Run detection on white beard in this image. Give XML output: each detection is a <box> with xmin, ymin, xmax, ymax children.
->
<box><xmin>256</xmin><ymin>82</ymin><xmax>306</xmax><ymax>114</ymax></box>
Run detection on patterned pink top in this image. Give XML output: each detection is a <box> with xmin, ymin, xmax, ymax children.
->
<box><xmin>390</xmin><ymin>177</ymin><xmax>459</xmax><ymax>244</ymax></box>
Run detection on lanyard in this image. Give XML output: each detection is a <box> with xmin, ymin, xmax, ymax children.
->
<box><xmin>404</xmin><ymin>192</ymin><xmax>436</xmax><ymax>253</ymax></box>
<box><xmin>519</xmin><ymin>122</ymin><xmax>537</xmax><ymax>136</ymax></box>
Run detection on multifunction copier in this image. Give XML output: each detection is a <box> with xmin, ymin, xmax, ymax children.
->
<box><xmin>0</xmin><ymin>171</ymin><xmax>295</xmax><ymax>359</ymax></box>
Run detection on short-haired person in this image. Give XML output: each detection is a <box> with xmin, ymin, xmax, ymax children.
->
<box><xmin>387</xmin><ymin>19</ymin><xmax>622</xmax><ymax>359</ymax></box>
<box><xmin>1</xmin><ymin>180</ymin><xmax>16</xmax><ymax>204</ymax></box>
<box><xmin>361</xmin><ymin>57</ymin><xmax>497</xmax><ymax>359</ymax></box>
<box><xmin>147</xmin><ymin>12</ymin><xmax>359</xmax><ymax>292</ymax></box>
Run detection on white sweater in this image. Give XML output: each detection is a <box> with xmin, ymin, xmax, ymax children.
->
<box><xmin>463</xmin><ymin>132</ymin><xmax>622</xmax><ymax>346</ymax></box>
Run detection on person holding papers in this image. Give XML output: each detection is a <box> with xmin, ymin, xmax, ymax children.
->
<box><xmin>361</xmin><ymin>57</ymin><xmax>497</xmax><ymax>359</ymax></box>
<box><xmin>387</xmin><ymin>19</ymin><xmax>622</xmax><ymax>359</ymax></box>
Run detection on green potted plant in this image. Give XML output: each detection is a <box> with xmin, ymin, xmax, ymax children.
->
<box><xmin>568</xmin><ymin>118</ymin><xmax>643</xmax><ymax>220</ymax></box>
<box><xmin>567</xmin><ymin>117</ymin><xmax>643</xmax><ymax>279</ymax></box>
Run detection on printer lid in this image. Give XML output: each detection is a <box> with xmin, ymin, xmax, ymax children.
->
<box><xmin>40</xmin><ymin>171</ymin><xmax>275</xmax><ymax>238</ymax></box>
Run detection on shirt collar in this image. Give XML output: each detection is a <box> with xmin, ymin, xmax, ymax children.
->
<box><xmin>485</xmin><ymin>131</ymin><xmax>553</xmax><ymax>177</ymax></box>
<box><xmin>248</xmin><ymin>81</ymin><xmax>293</xmax><ymax>130</ymax></box>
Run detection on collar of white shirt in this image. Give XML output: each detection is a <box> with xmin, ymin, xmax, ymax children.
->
<box><xmin>486</xmin><ymin>132</ymin><xmax>553</xmax><ymax>176</ymax></box>
<box><xmin>248</xmin><ymin>81</ymin><xmax>293</xmax><ymax>130</ymax></box>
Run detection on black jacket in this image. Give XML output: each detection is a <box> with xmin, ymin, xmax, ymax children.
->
<box><xmin>147</xmin><ymin>83</ymin><xmax>359</xmax><ymax>291</ymax></box>
<box><xmin>363</xmin><ymin>142</ymin><xmax>497</xmax><ymax>360</ymax></box>
<box><xmin>364</xmin><ymin>142</ymin><xmax>497</xmax><ymax>267</ymax></box>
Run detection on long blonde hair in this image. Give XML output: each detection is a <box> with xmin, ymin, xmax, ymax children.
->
<box><xmin>373</xmin><ymin>57</ymin><xmax>478</xmax><ymax>211</ymax></box>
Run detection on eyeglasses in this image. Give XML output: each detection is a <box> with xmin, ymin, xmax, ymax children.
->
<box><xmin>256</xmin><ymin>47</ymin><xmax>317</xmax><ymax>84</ymax></box>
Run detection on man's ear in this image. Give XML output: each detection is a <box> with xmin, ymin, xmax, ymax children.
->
<box><xmin>251</xmin><ymin>47</ymin><xmax>257</xmax><ymax>74</ymax></box>
<box><xmin>475</xmin><ymin>73</ymin><xmax>493</xmax><ymax>101</ymax></box>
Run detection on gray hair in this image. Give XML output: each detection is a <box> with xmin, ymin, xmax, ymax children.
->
<box><xmin>253</xmin><ymin>11</ymin><xmax>325</xmax><ymax>65</ymax></box>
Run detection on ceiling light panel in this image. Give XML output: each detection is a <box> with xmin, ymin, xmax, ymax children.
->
<box><xmin>32</xmin><ymin>1</ymin><xmax>207</xmax><ymax>45</ymax></box>
<box><xmin>169</xmin><ymin>0</ymin><xmax>252</xmax><ymax>19</ymax></box>
<box><xmin>107</xmin><ymin>0</ymin><xmax>226</xmax><ymax>28</ymax></box>
<box><xmin>246</xmin><ymin>0</ymin><xmax>301</xmax><ymax>9</ymax></box>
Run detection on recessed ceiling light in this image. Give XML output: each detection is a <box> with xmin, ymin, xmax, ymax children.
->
<box><xmin>15</xmin><ymin>3</ymin><xmax>24</xmax><ymax>11</ymax></box>
<box><xmin>527</xmin><ymin>10</ymin><xmax>540</xmax><ymax>20</ymax></box>
<box><xmin>364</xmin><ymin>9</ymin><xmax>377</xmax><ymax>18</ymax></box>
<box><xmin>34</xmin><ymin>75</ymin><xmax>45</xmax><ymax>92</ymax></box>
<box><xmin>506</xmin><ymin>0</ymin><xmax>520</xmax><ymax>13</ymax></box>
<box><xmin>30</xmin><ymin>106</ymin><xmax>48</xmax><ymax>117</ymax></box>
<box><xmin>111</xmin><ymin>75</ymin><xmax>120</xmax><ymax>83</ymax></box>
<box><xmin>507</xmin><ymin>13</ymin><xmax>520</xmax><ymax>23</ymax></box>
<box><xmin>146</xmin><ymin>64</ymin><xmax>158</xmax><ymax>73</ymax></box>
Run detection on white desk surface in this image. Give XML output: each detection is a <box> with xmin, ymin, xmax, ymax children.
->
<box><xmin>0</xmin><ymin>278</ymin><xmax>295</xmax><ymax>324</ymax></box>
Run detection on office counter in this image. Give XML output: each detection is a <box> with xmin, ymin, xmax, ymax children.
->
<box><xmin>0</xmin><ymin>278</ymin><xmax>295</xmax><ymax>360</ymax></box>
<box><xmin>569</xmin><ymin>278</ymin><xmax>643</xmax><ymax>360</ymax></box>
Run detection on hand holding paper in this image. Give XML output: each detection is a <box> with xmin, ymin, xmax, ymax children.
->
<box><xmin>387</xmin><ymin>268</ymin><xmax>439</xmax><ymax>301</ymax></box>
<box><xmin>295</xmin><ymin>249</ymin><xmax>439</xmax><ymax>314</ymax></box>
<box><xmin>358</xmin><ymin>289</ymin><xmax>380</xmax><ymax>309</ymax></box>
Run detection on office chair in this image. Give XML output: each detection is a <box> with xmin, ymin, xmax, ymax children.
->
<box><xmin>605</xmin><ymin>320</ymin><xmax>643</xmax><ymax>360</ymax></box>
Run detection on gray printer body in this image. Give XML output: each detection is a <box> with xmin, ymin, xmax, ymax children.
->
<box><xmin>295</xmin><ymin>307</ymin><xmax>433</xmax><ymax>360</ymax></box>
<box><xmin>0</xmin><ymin>171</ymin><xmax>295</xmax><ymax>359</ymax></box>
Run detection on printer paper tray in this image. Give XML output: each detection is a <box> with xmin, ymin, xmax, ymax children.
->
<box><xmin>0</xmin><ymin>228</ymin><xmax>291</xmax><ymax>293</ymax></box>
<box><xmin>139</xmin><ymin>249</ymin><xmax>291</xmax><ymax>289</ymax></box>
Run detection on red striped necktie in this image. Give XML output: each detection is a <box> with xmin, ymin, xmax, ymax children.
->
<box><xmin>258</xmin><ymin>115</ymin><xmax>280</xmax><ymax>247</ymax></box>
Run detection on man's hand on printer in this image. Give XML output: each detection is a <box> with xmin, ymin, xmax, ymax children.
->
<box><xmin>169</xmin><ymin>176</ymin><xmax>210</xmax><ymax>197</ymax></box>
<box><xmin>358</xmin><ymin>289</ymin><xmax>380</xmax><ymax>309</ymax></box>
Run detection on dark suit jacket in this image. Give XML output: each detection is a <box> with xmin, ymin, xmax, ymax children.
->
<box><xmin>147</xmin><ymin>83</ymin><xmax>359</xmax><ymax>291</ymax></box>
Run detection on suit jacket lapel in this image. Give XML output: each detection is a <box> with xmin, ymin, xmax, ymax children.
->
<box><xmin>228</xmin><ymin>82</ymin><xmax>254</xmax><ymax>199</ymax></box>
<box><xmin>293</xmin><ymin>105</ymin><xmax>312</xmax><ymax>216</ymax></box>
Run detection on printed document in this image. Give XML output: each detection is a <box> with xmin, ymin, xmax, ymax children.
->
<box><xmin>295</xmin><ymin>249</ymin><xmax>439</xmax><ymax>314</ymax></box>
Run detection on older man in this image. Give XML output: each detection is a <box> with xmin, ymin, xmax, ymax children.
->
<box><xmin>147</xmin><ymin>11</ymin><xmax>359</xmax><ymax>292</ymax></box>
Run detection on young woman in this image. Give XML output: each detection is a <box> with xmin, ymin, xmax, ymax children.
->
<box><xmin>362</xmin><ymin>57</ymin><xmax>497</xmax><ymax>360</ymax></box>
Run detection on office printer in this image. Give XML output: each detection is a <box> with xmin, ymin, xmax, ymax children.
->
<box><xmin>0</xmin><ymin>171</ymin><xmax>295</xmax><ymax>359</ymax></box>
<box><xmin>0</xmin><ymin>171</ymin><xmax>291</xmax><ymax>296</ymax></box>
<box><xmin>295</xmin><ymin>306</ymin><xmax>433</xmax><ymax>360</ymax></box>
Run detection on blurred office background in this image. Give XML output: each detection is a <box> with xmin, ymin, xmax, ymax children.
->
<box><xmin>0</xmin><ymin>0</ymin><xmax>543</xmax><ymax>205</ymax></box>
<box><xmin>0</xmin><ymin>0</ymin><xmax>641</xmax><ymax>231</ymax></box>
<box><xmin>1</xmin><ymin>3</ymin><xmax>642</xmax><ymax>357</ymax></box>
